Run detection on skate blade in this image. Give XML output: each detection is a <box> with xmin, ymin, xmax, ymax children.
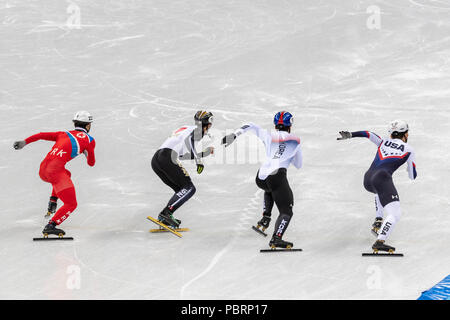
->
<box><xmin>149</xmin><ymin>228</ymin><xmax>189</xmax><ymax>233</ymax></box>
<box><xmin>362</xmin><ymin>252</ymin><xmax>403</xmax><ymax>257</ymax></box>
<box><xmin>147</xmin><ymin>216</ymin><xmax>182</xmax><ymax>238</ymax></box>
<box><xmin>270</xmin><ymin>243</ymin><xmax>293</xmax><ymax>249</ymax></box>
<box><xmin>260</xmin><ymin>248</ymin><xmax>302</xmax><ymax>253</ymax></box>
<box><xmin>34</xmin><ymin>236</ymin><xmax>73</xmax><ymax>241</ymax></box>
<box><xmin>252</xmin><ymin>226</ymin><xmax>267</xmax><ymax>237</ymax></box>
<box><xmin>371</xmin><ymin>229</ymin><xmax>379</xmax><ymax>237</ymax></box>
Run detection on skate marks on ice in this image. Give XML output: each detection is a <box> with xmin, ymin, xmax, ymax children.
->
<box><xmin>87</xmin><ymin>35</ymin><xmax>145</xmax><ymax>49</ymax></box>
<box><xmin>407</xmin><ymin>0</ymin><xmax>450</xmax><ymax>10</ymax></box>
<box><xmin>69</xmin><ymin>244</ymin><xmax>174</xmax><ymax>298</ymax></box>
<box><xmin>179</xmin><ymin>189</ymin><xmax>262</xmax><ymax>298</ymax></box>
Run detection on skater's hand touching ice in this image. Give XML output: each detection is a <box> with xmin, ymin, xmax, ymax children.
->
<box><xmin>221</xmin><ymin>133</ymin><xmax>237</xmax><ymax>147</ymax></box>
<box><xmin>337</xmin><ymin>131</ymin><xmax>352</xmax><ymax>140</ymax></box>
<box><xmin>13</xmin><ymin>140</ymin><xmax>26</xmax><ymax>150</ymax></box>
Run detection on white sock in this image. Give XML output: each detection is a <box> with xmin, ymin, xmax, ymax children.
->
<box><xmin>375</xmin><ymin>195</ymin><xmax>383</xmax><ymax>219</ymax></box>
<box><xmin>377</xmin><ymin>201</ymin><xmax>402</xmax><ymax>241</ymax></box>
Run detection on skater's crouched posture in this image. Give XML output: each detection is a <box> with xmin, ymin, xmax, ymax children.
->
<box><xmin>338</xmin><ymin>120</ymin><xmax>417</xmax><ymax>253</ymax></box>
<box><xmin>152</xmin><ymin>111</ymin><xmax>214</xmax><ymax>228</ymax></box>
<box><xmin>222</xmin><ymin>111</ymin><xmax>303</xmax><ymax>249</ymax></box>
<box><xmin>13</xmin><ymin>111</ymin><xmax>96</xmax><ymax>237</ymax></box>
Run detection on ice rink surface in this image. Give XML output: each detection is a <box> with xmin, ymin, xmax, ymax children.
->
<box><xmin>1</xmin><ymin>0</ymin><xmax>450</xmax><ymax>299</ymax></box>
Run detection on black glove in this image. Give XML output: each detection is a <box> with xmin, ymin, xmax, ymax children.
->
<box><xmin>337</xmin><ymin>131</ymin><xmax>352</xmax><ymax>140</ymax></box>
<box><xmin>13</xmin><ymin>140</ymin><xmax>26</xmax><ymax>150</ymax></box>
<box><xmin>196</xmin><ymin>163</ymin><xmax>204</xmax><ymax>174</ymax></box>
<box><xmin>221</xmin><ymin>133</ymin><xmax>237</xmax><ymax>147</ymax></box>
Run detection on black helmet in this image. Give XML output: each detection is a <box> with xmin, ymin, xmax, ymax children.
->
<box><xmin>194</xmin><ymin>110</ymin><xmax>214</xmax><ymax>126</ymax></box>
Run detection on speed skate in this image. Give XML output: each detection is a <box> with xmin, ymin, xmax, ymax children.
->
<box><xmin>252</xmin><ymin>225</ymin><xmax>268</xmax><ymax>237</ymax></box>
<box><xmin>147</xmin><ymin>216</ymin><xmax>184</xmax><ymax>238</ymax></box>
<box><xmin>149</xmin><ymin>227</ymin><xmax>190</xmax><ymax>233</ymax></box>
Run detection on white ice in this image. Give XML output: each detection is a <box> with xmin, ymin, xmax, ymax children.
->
<box><xmin>1</xmin><ymin>0</ymin><xmax>450</xmax><ymax>299</ymax></box>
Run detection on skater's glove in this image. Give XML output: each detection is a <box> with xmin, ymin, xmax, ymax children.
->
<box><xmin>337</xmin><ymin>131</ymin><xmax>352</xmax><ymax>140</ymax></box>
<box><xmin>83</xmin><ymin>150</ymin><xmax>88</xmax><ymax>157</ymax></box>
<box><xmin>196</xmin><ymin>163</ymin><xmax>204</xmax><ymax>174</ymax></box>
<box><xmin>13</xmin><ymin>140</ymin><xmax>26</xmax><ymax>150</ymax></box>
<box><xmin>221</xmin><ymin>133</ymin><xmax>237</xmax><ymax>147</ymax></box>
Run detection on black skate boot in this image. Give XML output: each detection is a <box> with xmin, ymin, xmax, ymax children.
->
<box><xmin>269</xmin><ymin>235</ymin><xmax>293</xmax><ymax>249</ymax></box>
<box><xmin>158</xmin><ymin>208</ymin><xmax>181</xmax><ymax>229</ymax></box>
<box><xmin>42</xmin><ymin>221</ymin><xmax>66</xmax><ymax>238</ymax></box>
<box><xmin>46</xmin><ymin>196</ymin><xmax>58</xmax><ymax>217</ymax></box>
<box><xmin>372</xmin><ymin>240</ymin><xmax>395</xmax><ymax>253</ymax></box>
<box><xmin>371</xmin><ymin>217</ymin><xmax>383</xmax><ymax>237</ymax></box>
<box><xmin>257</xmin><ymin>214</ymin><xmax>271</xmax><ymax>231</ymax></box>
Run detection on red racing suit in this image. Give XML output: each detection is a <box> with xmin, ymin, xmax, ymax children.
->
<box><xmin>25</xmin><ymin>128</ymin><xmax>96</xmax><ymax>225</ymax></box>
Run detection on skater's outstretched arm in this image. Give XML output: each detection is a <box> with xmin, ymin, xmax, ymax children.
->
<box><xmin>179</xmin><ymin>146</ymin><xmax>214</xmax><ymax>160</ymax></box>
<box><xmin>13</xmin><ymin>132</ymin><xmax>60</xmax><ymax>150</ymax></box>
<box><xmin>337</xmin><ymin>130</ymin><xmax>382</xmax><ymax>146</ymax></box>
<box><xmin>221</xmin><ymin>123</ymin><xmax>270</xmax><ymax>147</ymax></box>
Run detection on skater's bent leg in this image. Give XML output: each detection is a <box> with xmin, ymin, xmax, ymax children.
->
<box><xmin>166</xmin><ymin>183</ymin><xmax>196</xmax><ymax>213</ymax></box>
<box><xmin>270</xmin><ymin>173</ymin><xmax>294</xmax><ymax>238</ymax></box>
<box><xmin>375</xmin><ymin>194</ymin><xmax>383</xmax><ymax>219</ymax></box>
<box><xmin>151</xmin><ymin>152</ymin><xmax>180</xmax><ymax>192</ymax></box>
<box><xmin>273</xmin><ymin>213</ymin><xmax>292</xmax><ymax>238</ymax></box>
<box><xmin>377</xmin><ymin>201</ymin><xmax>401</xmax><ymax>241</ymax></box>
<box><xmin>263</xmin><ymin>192</ymin><xmax>274</xmax><ymax>216</ymax></box>
<box><xmin>272</xmin><ymin>191</ymin><xmax>293</xmax><ymax>238</ymax></box>
<box><xmin>255</xmin><ymin>172</ymin><xmax>269</xmax><ymax>192</ymax></box>
<box><xmin>260</xmin><ymin>170</ymin><xmax>295</xmax><ymax>248</ymax></box>
<box><xmin>256</xmin><ymin>173</ymin><xmax>273</xmax><ymax>217</ymax></box>
<box><xmin>52</xmin><ymin>187</ymin><xmax>77</xmax><ymax>225</ymax></box>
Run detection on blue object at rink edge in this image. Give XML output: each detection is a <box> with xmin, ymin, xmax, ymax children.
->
<box><xmin>418</xmin><ymin>275</ymin><xmax>450</xmax><ymax>300</ymax></box>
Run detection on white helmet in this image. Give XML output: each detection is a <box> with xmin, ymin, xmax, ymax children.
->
<box><xmin>73</xmin><ymin>111</ymin><xmax>93</xmax><ymax>123</ymax></box>
<box><xmin>388</xmin><ymin>119</ymin><xmax>408</xmax><ymax>134</ymax></box>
